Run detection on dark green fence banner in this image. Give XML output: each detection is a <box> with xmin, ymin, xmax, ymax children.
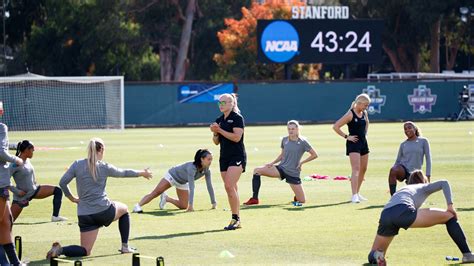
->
<box><xmin>125</xmin><ymin>81</ymin><xmax>469</xmax><ymax>126</ymax></box>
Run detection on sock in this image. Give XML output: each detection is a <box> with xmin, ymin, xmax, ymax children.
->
<box><xmin>0</xmin><ymin>245</ymin><xmax>9</xmax><ymax>265</ymax></box>
<box><xmin>389</xmin><ymin>184</ymin><xmax>397</xmax><ymax>196</ymax></box>
<box><xmin>367</xmin><ymin>250</ymin><xmax>376</xmax><ymax>264</ymax></box>
<box><xmin>52</xmin><ymin>187</ymin><xmax>63</xmax><ymax>217</ymax></box>
<box><xmin>446</xmin><ymin>217</ymin><xmax>471</xmax><ymax>253</ymax></box>
<box><xmin>119</xmin><ymin>213</ymin><xmax>130</xmax><ymax>244</ymax></box>
<box><xmin>62</xmin><ymin>245</ymin><xmax>87</xmax><ymax>257</ymax></box>
<box><xmin>252</xmin><ymin>174</ymin><xmax>261</xmax><ymax>199</ymax></box>
<box><xmin>3</xmin><ymin>243</ymin><xmax>19</xmax><ymax>265</ymax></box>
<box><xmin>232</xmin><ymin>214</ymin><xmax>239</xmax><ymax>221</ymax></box>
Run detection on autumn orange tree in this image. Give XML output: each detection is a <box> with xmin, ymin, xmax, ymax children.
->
<box><xmin>213</xmin><ymin>0</ymin><xmax>319</xmax><ymax>80</ymax></box>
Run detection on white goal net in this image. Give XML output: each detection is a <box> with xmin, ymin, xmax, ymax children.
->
<box><xmin>0</xmin><ymin>75</ymin><xmax>124</xmax><ymax>131</ymax></box>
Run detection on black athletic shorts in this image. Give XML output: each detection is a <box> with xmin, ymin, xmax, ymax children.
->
<box><xmin>219</xmin><ymin>156</ymin><xmax>246</xmax><ymax>173</ymax></box>
<box><xmin>0</xmin><ymin>186</ymin><xmax>9</xmax><ymax>200</ymax></box>
<box><xmin>12</xmin><ymin>186</ymin><xmax>41</xmax><ymax>208</ymax></box>
<box><xmin>78</xmin><ymin>203</ymin><xmax>116</xmax><ymax>232</ymax></box>
<box><xmin>346</xmin><ymin>138</ymin><xmax>369</xmax><ymax>156</ymax></box>
<box><xmin>399</xmin><ymin>164</ymin><xmax>410</xmax><ymax>182</ymax></box>
<box><xmin>377</xmin><ymin>204</ymin><xmax>417</xmax><ymax>236</ymax></box>
<box><xmin>276</xmin><ymin>166</ymin><xmax>301</xmax><ymax>185</ymax></box>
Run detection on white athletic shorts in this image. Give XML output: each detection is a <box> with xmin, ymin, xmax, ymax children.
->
<box><xmin>164</xmin><ymin>172</ymin><xmax>189</xmax><ymax>191</ymax></box>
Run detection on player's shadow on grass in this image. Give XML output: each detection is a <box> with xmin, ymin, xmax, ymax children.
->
<box><xmin>358</xmin><ymin>205</ymin><xmax>385</xmax><ymax>210</ymax></box>
<box><xmin>284</xmin><ymin>201</ymin><xmax>351</xmax><ymax>211</ymax></box>
<box><xmin>29</xmin><ymin>253</ymin><xmax>119</xmax><ymax>265</ymax></box>
<box><xmin>458</xmin><ymin>207</ymin><xmax>474</xmax><ymax>212</ymax></box>
<box><xmin>131</xmin><ymin>229</ymin><xmax>225</xmax><ymax>241</ymax></box>
<box><xmin>14</xmin><ymin>220</ymin><xmax>53</xmax><ymax>225</ymax></box>
<box><xmin>241</xmin><ymin>203</ymin><xmax>289</xmax><ymax>210</ymax></box>
<box><xmin>139</xmin><ymin>209</ymin><xmax>182</xmax><ymax>217</ymax></box>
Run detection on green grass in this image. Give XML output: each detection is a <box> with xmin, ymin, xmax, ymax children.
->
<box><xmin>9</xmin><ymin>121</ymin><xmax>474</xmax><ymax>265</ymax></box>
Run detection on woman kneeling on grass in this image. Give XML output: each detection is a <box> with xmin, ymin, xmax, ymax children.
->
<box><xmin>10</xmin><ymin>140</ymin><xmax>67</xmax><ymax>222</ymax></box>
<box><xmin>244</xmin><ymin>120</ymin><xmax>318</xmax><ymax>206</ymax></box>
<box><xmin>368</xmin><ymin>170</ymin><xmax>474</xmax><ymax>265</ymax></box>
<box><xmin>46</xmin><ymin>138</ymin><xmax>152</xmax><ymax>259</ymax></box>
<box><xmin>133</xmin><ymin>149</ymin><xmax>216</xmax><ymax>213</ymax></box>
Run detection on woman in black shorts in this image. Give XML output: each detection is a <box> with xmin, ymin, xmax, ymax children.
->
<box><xmin>368</xmin><ymin>170</ymin><xmax>474</xmax><ymax>265</ymax></box>
<box><xmin>46</xmin><ymin>138</ymin><xmax>152</xmax><ymax>259</ymax></box>
<box><xmin>333</xmin><ymin>93</ymin><xmax>371</xmax><ymax>203</ymax></box>
<box><xmin>10</xmin><ymin>140</ymin><xmax>67</xmax><ymax>222</ymax></box>
<box><xmin>210</xmin><ymin>93</ymin><xmax>246</xmax><ymax>230</ymax></box>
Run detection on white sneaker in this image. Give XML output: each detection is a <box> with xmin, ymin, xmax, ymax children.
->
<box><xmin>132</xmin><ymin>203</ymin><xmax>143</xmax><ymax>213</ymax></box>
<box><xmin>51</xmin><ymin>216</ymin><xmax>68</xmax><ymax>222</ymax></box>
<box><xmin>463</xmin><ymin>252</ymin><xmax>474</xmax><ymax>263</ymax></box>
<box><xmin>118</xmin><ymin>246</ymin><xmax>137</xmax><ymax>254</ymax></box>
<box><xmin>358</xmin><ymin>193</ymin><xmax>368</xmax><ymax>201</ymax></box>
<box><xmin>351</xmin><ymin>194</ymin><xmax>360</xmax><ymax>203</ymax></box>
<box><xmin>373</xmin><ymin>250</ymin><xmax>386</xmax><ymax>265</ymax></box>
<box><xmin>159</xmin><ymin>193</ymin><xmax>167</xmax><ymax>210</ymax></box>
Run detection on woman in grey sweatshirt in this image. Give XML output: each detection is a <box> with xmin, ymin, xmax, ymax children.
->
<box><xmin>368</xmin><ymin>170</ymin><xmax>473</xmax><ymax>265</ymax></box>
<box><xmin>388</xmin><ymin>121</ymin><xmax>431</xmax><ymax>196</ymax></box>
<box><xmin>46</xmin><ymin>138</ymin><xmax>152</xmax><ymax>259</ymax></box>
<box><xmin>133</xmin><ymin>149</ymin><xmax>216</xmax><ymax>213</ymax></box>
<box><xmin>10</xmin><ymin>140</ymin><xmax>67</xmax><ymax>222</ymax></box>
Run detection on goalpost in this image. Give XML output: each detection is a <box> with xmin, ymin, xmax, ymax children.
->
<box><xmin>0</xmin><ymin>75</ymin><xmax>124</xmax><ymax>131</ymax></box>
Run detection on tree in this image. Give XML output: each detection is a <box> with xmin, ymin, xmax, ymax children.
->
<box><xmin>213</xmin><ymin>0</ymin><xmax>318</xmax><ymax>80</ymax></box>
<box><xmin>343</xmin><ymin>0</ymin><xmax>466</xmax><ymax>73</ymax></box>
<box><xmin>23</xmin><ymin>1</ymin><xmax>159</xmax><ymax>80</ymax></box>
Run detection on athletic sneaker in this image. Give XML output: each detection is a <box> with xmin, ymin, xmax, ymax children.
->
<box><xmin>243</xmin><ymin>198</ymin><xmax>259</xmax><ymax>205</ymax></box>
<box><xmin>132</xmin><ymin>204</ymin><xmax>143</xmax><ymax>213</ymax></box>
<box><xmin>373</xmin><ymin>250</ymin><xmax>386</xmax><ymax>266</ymax></box>
<box><xmin>463</xmin><ymin>252</ymin><xmax>474</xmax><ymax>263</ymax></box>
<box><xmin>351</xmin><ymin>194</ymin><xmax>360</xmax><ymax>203</ymax></box>
<box><xmin>159</xmin><ymin>192</ymin><xmax>167</xmax><ymax>210</ymax></box>
<box><xmin>119</xmin><ymin>246</ymin><xmax>137</xmax><ymax>254</ymax></box>
<box><xmin>292</xmin><ymin>201</ymin><xmax>303</xmax><ymax>207</ymax></box>
<box><xmin>46</xmin><ymin>242</ymin><xmax>62</xmax><ymax>259</ymax></box>
<box><xmin>51</xmin><ymin>216</ymin><xmax>68</xmax><ymax>222</ymax></box>
<box><xmin>224</xmin><ymin>219</ymin><xmax>241</xmax><ymax>230</ymax></box>
<box><xmin>358</xmin><ymin>193</ymin><xmax>368</xmax><ymax>201</ymax></box>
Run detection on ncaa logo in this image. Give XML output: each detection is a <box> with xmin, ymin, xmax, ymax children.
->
<box><xmin>261</xmin><ymin>21</ymin><xmax>299</xmax><ymax>63</ymax></box>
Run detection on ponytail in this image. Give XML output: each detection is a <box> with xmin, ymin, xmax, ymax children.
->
<box><xmin>193</xmin><ymin>148</ymin><xmax>211</xmax><ymax>169</ymax></box>
<box><xmin>230</xmin><ymin>93</ymin><xmax>240</xmax><ymax>114</ymax></box>
<box><xmin>16</xmin><ymin>140</ymin><xmax>34</xmax><ymax>156</ymax></box>
<box><xmin>87</xmin><ymin>138</ymin><xmax>104</xmax><ymax>181</ymax></box>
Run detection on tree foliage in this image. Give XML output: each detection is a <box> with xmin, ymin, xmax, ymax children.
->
<box><xmin>213</xmin><ymin>0</ymin><xmax>321</xmax><ymax>80</ymax></box>
<box><xmin>342</xmin><ymin>0</ymin><xmax>471</xmax><ymax>72</ymax></box>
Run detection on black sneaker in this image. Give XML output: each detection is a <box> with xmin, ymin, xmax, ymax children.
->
<box><xmin>224</xmin><ymin>219</ymin><xmax>241</xmax><ymax>230</ymax></box>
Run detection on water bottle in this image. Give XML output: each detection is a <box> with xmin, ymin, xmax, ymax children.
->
<box><xmin>446</xmin><ymin>256</ymin><xmax>460</xmax><ymax>261</ymax></box>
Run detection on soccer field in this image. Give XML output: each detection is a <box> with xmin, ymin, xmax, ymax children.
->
<box><xmin>9</xmin><ymin>121</ymin><xmax>474</xmax><ymax>265</ymax></box>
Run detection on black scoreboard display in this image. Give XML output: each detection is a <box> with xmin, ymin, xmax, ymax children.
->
<box><xmin>257</xmin><ymin>19</ymin><xmax>384</xmax><ymax>64</ymax></box>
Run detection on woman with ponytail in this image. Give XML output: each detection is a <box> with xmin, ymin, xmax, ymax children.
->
<box><xmin>133</xmin><ymin>149</ymin><xmax>216</xmax><ymax>213</ymax></box>
<box><xmin>46</xmin><ymin>138</ymin><xmax>152</xmax><ymax>259</ymax></box>
<box><xmin>333</xmin><ymin>93</ymin><xmax>371</xmax><ymax>203</ymax></box>
<box><xmin>10</xmin><ymin>140</ymin><xmax>67</xmax><ymax>222</ymax></box>
<box><xmin>0</xmin><ymin>104</ymin><xmax>23</xmax><ymax>265</ymax></box>
<box><xmin>210</xmin><ymin>93</ymin><xmax>246</xmax><ymax>230</ymax></box>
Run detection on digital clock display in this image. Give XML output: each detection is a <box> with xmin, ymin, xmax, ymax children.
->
<box><xmin>257</xmin><ymin>19</ymin><xmax>384</xmax><ymax>64</ymax></box>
